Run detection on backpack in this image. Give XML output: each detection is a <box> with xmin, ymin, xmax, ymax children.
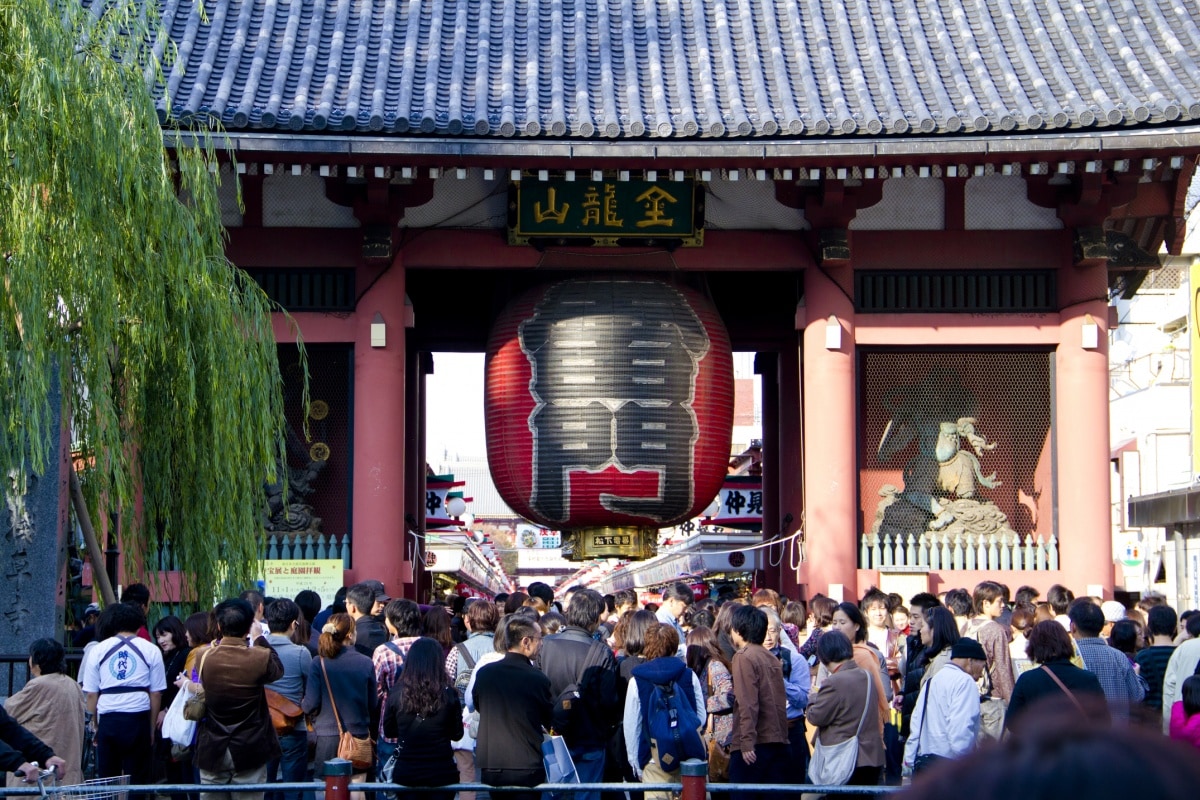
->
<box><xmin>453</xmin><ymin>643</ymin><xmax>476</xmax><ymax>703</ymax></box>
<box><xmin>550</xmin><ymin>638</ymin><xmax>615</xmax><ymax>739</ymax></box>
<box><xmin>637</xmin><ymin>675</ymin><xmax>707</xmax><ymax>770</ymax></box>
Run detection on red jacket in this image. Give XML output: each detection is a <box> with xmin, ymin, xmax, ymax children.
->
<box><xmin>1169</xmin><ymin>702</ymin><xmax>1200</xmax><ymax>750</ymax></box>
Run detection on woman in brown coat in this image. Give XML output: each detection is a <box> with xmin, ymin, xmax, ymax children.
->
<box><xmin>805</xmin><ymin>631</ymin><xmax>884</xmax><ymax>787</ymax></box>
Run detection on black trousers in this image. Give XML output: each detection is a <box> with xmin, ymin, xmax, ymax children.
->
<box><xmin>729</xmin><ymin>743</ymin><xmax>790</xmax><ymax>800</ymax></box>
<box><xmin>97</xmin><ymin>710</ymin><xmax>153</xmax><ymax>784</ymax></box>
<box><xmin>481</xmin><ymin>767</ymin><xmax>544</xmax><ymax>800</ymax></box>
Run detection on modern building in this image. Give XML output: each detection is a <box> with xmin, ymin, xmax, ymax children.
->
<box><xmin>152</xmin><ymin>0</ymin><xmax>1200</xmax><ymax>602</ymax></box>
<box><xmin>1117</xmin><ymin>194</ymin><xmax>1200</xmax><ymax>611</ymax></box>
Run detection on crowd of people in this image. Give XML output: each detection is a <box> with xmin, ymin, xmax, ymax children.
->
<box><xmin>3</xmin><ymin>579</ymin><xmax>1200</xmax><ymax>800</ymax></box>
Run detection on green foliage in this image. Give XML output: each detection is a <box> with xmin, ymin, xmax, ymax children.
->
<box><xmin>0</xmin><ymin>0</ymin><xmax>294</xmax><ymax>600</ymax></box>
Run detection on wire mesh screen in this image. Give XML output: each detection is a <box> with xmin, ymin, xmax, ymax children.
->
<box><xmin>858</xmin><ymin>351</ymin><xmax>1053</xmax><ymax>550</ymax></box>
<box><xmin>272</xmin><ymin>344</ymin><xmax>353</xmax><ymax>544</ymax></box>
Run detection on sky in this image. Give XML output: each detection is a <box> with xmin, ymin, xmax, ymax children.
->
<box><xmin>425</xmin><ymin>352</ymin><xmax>488</xmax><ymax>461</ymax></box>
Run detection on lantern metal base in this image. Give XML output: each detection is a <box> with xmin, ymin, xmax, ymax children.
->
<box><xmin>562</xmin><ymin>526</ymin><xmax>659</xmax><ymax>562</ymax></box>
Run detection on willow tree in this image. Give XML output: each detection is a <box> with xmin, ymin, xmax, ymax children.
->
<box><xmin>1</xmin><ymin>0</ymin><xmax>294</xmax><ymax>602</ymax></box>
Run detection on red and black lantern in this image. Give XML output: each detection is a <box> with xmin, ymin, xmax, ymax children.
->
<box><xmin>485</xmin><ymin>276</ymin><xmax>733</xmax><ymax>560</ymax></box>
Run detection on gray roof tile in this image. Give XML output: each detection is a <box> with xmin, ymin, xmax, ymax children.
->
<box><xmin>126</xmin><ymin>0</ymin><xmax>1200</xmax><ymax>138</ymax></box>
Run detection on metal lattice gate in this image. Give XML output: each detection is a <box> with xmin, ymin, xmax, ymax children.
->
<box><xmin>857</xmin><ymin>350</ymin><xmax>1056</xmax><ymax>571</ymax></box>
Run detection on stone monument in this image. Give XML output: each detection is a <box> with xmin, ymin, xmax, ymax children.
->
<box><xmin>0</xmin><ymin>371</ymin><xmax>67</xmax><ymax>674</ymax></box>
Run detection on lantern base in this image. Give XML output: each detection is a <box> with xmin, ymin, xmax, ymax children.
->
<box><xmin>562</xmin><ymin>526</ymin><xmax>659</xmax><ymax>562</ymax></box>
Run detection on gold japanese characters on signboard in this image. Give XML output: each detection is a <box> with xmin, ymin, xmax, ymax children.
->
<box><xmin>509</xmin><ymin>172</ymin><xmax>705</xmax><ymax>246</ymax></box>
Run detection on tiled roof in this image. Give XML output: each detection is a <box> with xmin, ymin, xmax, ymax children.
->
<box><xmin>141</xmin><ymin>0</ymin><xmax>1200</xmax><ymax>139</ymax></box>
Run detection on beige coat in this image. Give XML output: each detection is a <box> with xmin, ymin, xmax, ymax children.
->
<box><xmin>4</xmin><ymin>673</ymin><xmax>86</xmax><ymax>787</ymax></box>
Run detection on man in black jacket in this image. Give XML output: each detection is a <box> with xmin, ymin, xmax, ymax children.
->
<box><xmin>0</xmin><ymin>706</ymin><xmax>65</xmax><ymax>783</ymax></box>
<box><xmin>345</xmin><ymin>582</ymin><xmax>388</xmax><ymax>657</ymax></box>
<box><xmin>474</xmin><ymin>615</ymin><xmax>554</xmax><ymax>800</ymax></box>
<box><xmin>537</xmin><ymin>589</ymin><xmax>620</xmax><ymax>800</ymax></box>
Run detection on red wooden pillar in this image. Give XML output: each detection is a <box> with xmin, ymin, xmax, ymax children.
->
<box><xmin>802</xmin><ymin>265</ymin><xmax>858</xmax><ymax>599</ymax></box>
<box><xmin>1055</xmin><ymin>263</ymin><xmax>1115</xmax><ymax>595</ymax></box>
<box><xmin>349</xmin><ymin>261</ymin><xmax>408</xmax><ymax>594</ymax></box>
<box><xmin>777</xmin><ymin>336</ymin><xmax>805</xmax><ymax>598</ymax></box>
<box><xmin>756</xmin><ymin>352</ymin><xmax>781</xmax><ymax>591</ymax></box>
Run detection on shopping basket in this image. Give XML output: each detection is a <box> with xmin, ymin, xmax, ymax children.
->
<box><xmin>32</xmin><ymin>769</ymin><xmax>129</xmax><ymax>800</ymax></box>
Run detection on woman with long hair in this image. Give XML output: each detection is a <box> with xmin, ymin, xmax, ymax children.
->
<box><xmin>181</xmin><ymin>611</ymin><xmax>216</xmax><ymax>676</ymax></box>
<box><xmin>303</xmin><ymin>613</ymin><xmax>378</xmax><ymax>796</ymax></box>
<box><xmin>422</xmin><ymin>607</ymin><xmax>454</xmax><ymax>659</ymax></box>
<box><xmin>382</xmin><ymin>638</ymin><xmax>463</xmax><ymax>800</ymax></box>
<box><xmin>685</xmin><ymin>627</ymin><xmax>733</xmax><ymax>781</ymax></box>
<box><xmin>152</xmin><ymin>616</ymin><xmax>191</xmax><ymax>793</ymax></box>
<box><xmin>918</xmin><ymin>607</ymin><xmax>962</xmax><ymax>688</ymax></box>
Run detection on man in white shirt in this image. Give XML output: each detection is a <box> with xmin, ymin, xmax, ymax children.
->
<box><xmin>903</xmin><ymin>639</ymin><xmax>986</xmax><ymax>777</ymax></box>
<box><xmin>82</xmin><ymin>602</ymin><xmax>167</xmax><ymax>784</ymax></box>
<box><xmin>654</xmin><ymin>582</ymin><xmax>694</xmax><ymax>656</ymax></box>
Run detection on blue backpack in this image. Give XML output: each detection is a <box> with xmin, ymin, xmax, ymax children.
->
<box><xmin>636</xmin><ymin>675</ymin><xmax>707</xmax><ymax>770</ymax></box>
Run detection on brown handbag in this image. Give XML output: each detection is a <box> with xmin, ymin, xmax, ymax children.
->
<box><xmin>319</xmin><ymin>657</ymin><xmax>374</xmax><ymax>770</ymax></box>
<box><xmin>704</xmin><ymin>669</ymin><xmax>730</xmax><ymax>782</ymax></box>
<box><xmin>265</xmin><ymin>688</ymin><xmax>305</xmax><ymax>734</ymax></box>
<box><xmin>182</xmin><ymin>648</ymin><xmax>213</xmax><ymax>722</ymax></box>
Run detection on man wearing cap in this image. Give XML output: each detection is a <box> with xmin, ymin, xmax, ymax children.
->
<box><xmin>345</xmin><ymin>582</ymin><xmax>389</xmax><ymax>658</ymax></box>
<box><xmin>902</xmin><ymin>639</ymin><xmax>987</xmax><ymax>778</ymax></box>
<box><xmin>1100</xmin><ymin>600</ymin><xmax>1127</xmax><ymax>639</ymax></box>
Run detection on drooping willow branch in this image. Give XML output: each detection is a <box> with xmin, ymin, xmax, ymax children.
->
<box><xmin>1</xmin><ymin>0</ymin><xmax>301</xmax><ymax>603</ymax></box>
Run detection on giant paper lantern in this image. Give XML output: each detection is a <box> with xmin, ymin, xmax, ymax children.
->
<box><xmin>486</xmin><ymin>276</ymin><xmax>734</xmax><ymax>561</ymax></box>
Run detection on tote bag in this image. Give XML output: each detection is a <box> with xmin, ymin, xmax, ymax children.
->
<box><xmin>162</xmin><ymin>686</ymin><xmax>198</xmax><ymax>746</ymax></box>
<box><xmin>808</xmin><ymin>671</ymin><xmax>872</xmax><ymax>786</ymax></box>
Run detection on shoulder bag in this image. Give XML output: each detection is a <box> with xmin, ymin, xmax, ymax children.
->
<box><xmin>704</xmin><ymin>666</ymin><xmax>730</xmax><ymax>782</ymax></box>
<box><xmin>1039</xmin><ymin>665</ymin><xmax>1087</xmax><ymax>715</ymax></box>
<box><xmin>320</xmin><ymin>657</ymin><xmax>375</xmax><ymax>771</ymax></box>
<box><xmin>910</xmin><ymin>682</ymin><xmax>942</xmax><ymax>775</ymax></box>
<box><xmin>183</xmin><ymin>647</ymin><xmax>213</xmax><ymax>722</ymax></box>
<box><xmin>266</xmin><ymin>647</ymin><xmax>306</xmax><ymax>734</ymax></box>
<box><xmin>808</xmin><ymin>669</ymin><xmax>872</xmax><ymax>786</ymax></box>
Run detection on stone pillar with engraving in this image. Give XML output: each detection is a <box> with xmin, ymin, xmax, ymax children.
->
<box><xmin>0</xmin><ymin>373</ymin><xmax>67</xmax><ymax>662</ymax></box>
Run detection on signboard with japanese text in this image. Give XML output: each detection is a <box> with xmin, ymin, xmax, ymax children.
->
<box><xmin>509</xmin><ymin>176</ymin><xmax>704</xmax><ymax>246</ymax></box>
<box><xmin>517</xmin><ymin>525</ymin><xmax>561</xmax><ymax>549</ymax></box>
<box><xmin>705</xmin><ymin>478</ymin><xmax>763</xmax><ymax>530</ymax></box>
<box><xmin>263</xmin><ymin>560</ymin><xmax>344</xmax><ymax>606</ymax></box>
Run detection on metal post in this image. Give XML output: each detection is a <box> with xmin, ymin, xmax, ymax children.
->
<box><xmin>323</xmin><ymin>759</ymin><xmax>353</xmax><ymax>800</ymax></box>
<box><xmin>680</xmin><ymin>759</ymin><xmax>707</xmax><ymax>800</ymax></box>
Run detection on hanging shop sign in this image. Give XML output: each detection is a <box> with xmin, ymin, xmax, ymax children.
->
<box><xmin>486</xmin><ymin>276</ymin><xmax>733</xmax><ymax>561</ymax></box>
<box><xmin>509</xmin><ymin>175</ymin><xmax>704</xmax><ymax>246</ymax></box>
<box><xmin>705</xmin><ymin>476</ymin><xmax>764</xmax><ymax>530</ymax></box>
<box><xmin>425</xmin><ymin>475</ymin><xmax>466</xmax><ymax>528</ymax></box>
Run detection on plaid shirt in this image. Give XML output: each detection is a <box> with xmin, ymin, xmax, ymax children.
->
<box><xmin>372</xmin><ymin>636</ymin><xmax>419</xmax><ymax>742</ymax></box>
<box><xmin>1075</xmin><ymin>637</ymin><xmax>1147</xmax><ymax>723</ymax></box>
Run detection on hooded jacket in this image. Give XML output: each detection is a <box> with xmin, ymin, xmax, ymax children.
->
<box><xmin>623</xmin><ymin>657</ymin><xmax>706</xmax><ymax>773</ymax></box>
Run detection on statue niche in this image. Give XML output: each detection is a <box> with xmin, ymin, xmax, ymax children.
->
<box><xmin>870</xmin><ymin>369</ymin><xmax>1017</xmax><ymax>546</ymax></box>
<box><xmin>264</xmin><ymin>422</ymin><xmax>327</xmax><ymax>538</ymax></box>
